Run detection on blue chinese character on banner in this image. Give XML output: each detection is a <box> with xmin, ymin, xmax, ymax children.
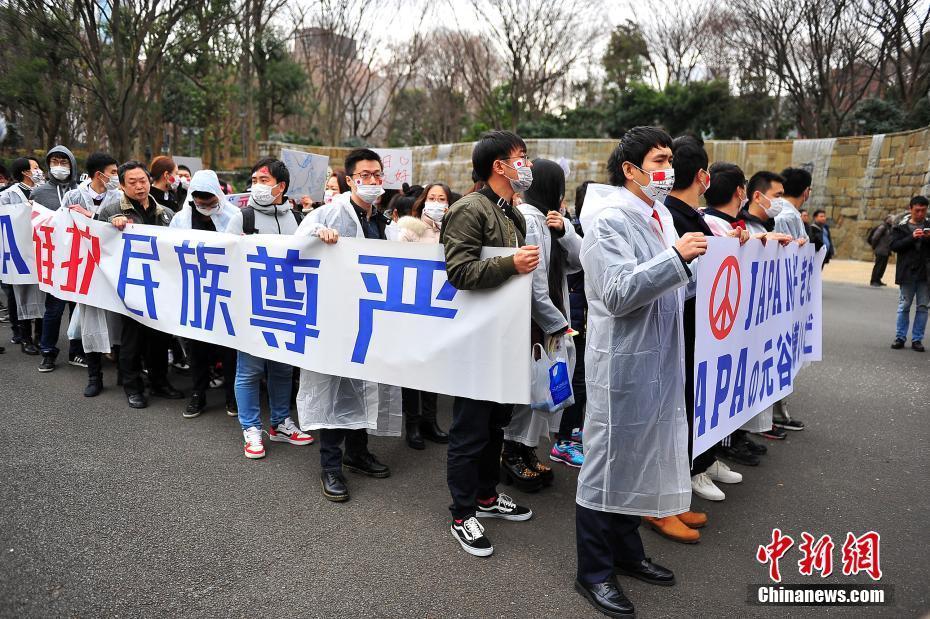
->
<box><xmin>0</xmin><ymin>214</ymin><xmax>29</xmax><ymax>276</ymax></box>
<box><xmin>775</xmin><ymin>331</ymin><xmax>792</xmax><ymax>389</ymax></box>
<box><xmin>175</xmin><ymin>241</ymin><xmax>235</xmax><ymax>335</ymax></box>
<box><xmin>352</xmin><ymin>256</ymin><xmax>458</xmax><ymax>364</ymax></box>
<box><xmin>247</xmin><ymin>246</ymin><xmax>321</xmax><ymax>353</ymax></box>
<box><xmin>117</xmin><ymin>233</ymin><xmax>160</xmax><ymax>318</ymax></box>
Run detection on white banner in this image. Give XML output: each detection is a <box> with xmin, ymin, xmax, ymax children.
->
<box><xmin>1</xmin><ymin>205</ymin><xmax>532</xmax><ymax>404</ymax></box>
<box><xmin>693</xmin><ymin>238</ymin><xmax>824</xmax><ymax>456</ymax></box>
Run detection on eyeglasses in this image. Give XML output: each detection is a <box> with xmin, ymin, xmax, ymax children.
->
<box><xmin>352</xmin><ymin>172</ymin><xmax>384</xmax><ymax>182</ymax></box>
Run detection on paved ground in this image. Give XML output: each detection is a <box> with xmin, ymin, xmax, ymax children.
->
<box><xmin>1</xmin><ymin>278</ymin><xmax>927</xmax><ymax>618</ymax></box>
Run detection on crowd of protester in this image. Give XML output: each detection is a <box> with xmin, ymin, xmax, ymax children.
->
<box><xmin>0</xmin><ymin>127</ymin><xmax>846</xmax><ymax>617</ymax></box>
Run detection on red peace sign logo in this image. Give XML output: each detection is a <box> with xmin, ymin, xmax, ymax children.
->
<box><xmin>709</xmin><ymin>256</ymin><xmax>741</xmax><ymax>340</ymax></box>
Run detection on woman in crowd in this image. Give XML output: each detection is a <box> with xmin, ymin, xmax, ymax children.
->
<box><xmin>149</xmin><ymin>155</ymin><xmax>191</xmax><ymax>372</ymax></box>
<box><xmin>501</xmin><ymin>158</ymin><xmax>582</xmax><ymax>492</ymax></box>
<box><xmin>392</xmin><ymin>182</ymin><xmax>454</xmax><ymax>448</ymax></box>
<box><xmin>149</xmin><ymin>156</ymin><xmax>182</xmax><ymax>213</ymax></box>
<box><xmin>408</xmin><ymin>182</ymin><xmax>453</xmax><ymax>242</ymax></box>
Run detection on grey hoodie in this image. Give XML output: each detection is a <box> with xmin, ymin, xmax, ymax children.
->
<box><xmin>224</xmin><ymin>197</ymin><xmax>299</xmax><ymax>235</ymax></box>
<box><xmin>31</xmin><ymin>145</ymin><xmax>79</xmax><ymax>210</ymax></box>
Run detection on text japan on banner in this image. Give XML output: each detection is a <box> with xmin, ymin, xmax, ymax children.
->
<box><xmin>692</xmin><ymin>238</ymin><xmax>824</xmax><ymax>457</ymax></box>
<box><xmin>0</xmin><ymin>203</ymin><xmax>38</xmax><ymax>284</ymax></box>
<box><xmin>372</xmin><ymin>148</ymin><xmax>413</xmax><ymax>189</ymax></box>
<box><xmin>9</xmin><ymin>205</ymin><xmax>532</xmax><ymax>404</ymax></box>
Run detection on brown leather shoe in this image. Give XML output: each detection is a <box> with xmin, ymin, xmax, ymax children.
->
<box><xmin>677</xmin><ymin>510</ymin><xmax>708</xmax><ymax>529</ymax></box>
<box><xmin>643</xmin><ymin>515</ymin><xmax>700</xmax><ymax>543</ymax></box>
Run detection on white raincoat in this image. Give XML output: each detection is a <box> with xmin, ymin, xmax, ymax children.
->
<box><xmin>0</xmin><ymin>184</ymin><xmax>44</xmax><ymax>319</ymax></box>
<box><xmin>59</xmin><ymin>181</ymin><xmax>125</xmax><ymax>352</ymax></box>
<box><xmin>293</xmin><ymin>192</ymin><xmax>402</xmax><ymax>436</ymax></box>
<box><xmin>504</xmin><ymin>202</ymin><xmax>582</xmax><ymax>446</ymax></box>
<box><xmin>576</xmin><ymin>185</ymin><xmax>693</xmax><ymax>517</ymax></box>
<box><xmin>168</xmin><ymin>170</ymin><xmax>239</xmax><ymax>233</ymax></box>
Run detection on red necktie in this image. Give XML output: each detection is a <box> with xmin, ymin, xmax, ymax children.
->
<box><xmin>651</xmin><ymin>208</ymin><xmax>664</xmax><ymax>232</ymax></box>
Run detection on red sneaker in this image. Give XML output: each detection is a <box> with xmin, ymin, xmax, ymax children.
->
<box><xmin>268</xmin><ymin>417</ymin><xmax>314</xmax><ymax>446</ymax></box>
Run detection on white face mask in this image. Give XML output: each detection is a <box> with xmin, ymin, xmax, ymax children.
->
<box><xmin>764</xmin><ymin>196</ymin><xmax>786</xmax><ymax>218</ymax></box>
<box><xmin>503</xmin><ymin>160</ymin><xmax>533</xmax><ymax>193</ymax></box>
<box><xmin>423</xmin><ymin>201</ymin><xmax>448</xmax><ymax>224</ymax></box>
<box><xmin>30</xmin><ymin>170</ymin><xmax>45</xmax><ymax>185</ymax></box>
<box><xmin>195</xmin><ymin>204</ymin><xmax>218</xmax><ymax>216</ymax></box>
<box><xmin>355</xmin><ymin>182</ymin><xmax>384</xmax><ymax>204</ymax></box>
<box><xmin>179</xmin><ymin>177</ymin><xmax>191</xmax><ymax>190</ymax></box>
<box><xmin>630</xmin><ymin>164</ymin><xmax>675</xmax><ymax>203</ymax></box>
<box><xmin>324</xmin><ymin>188</ymin><xmax>336</xmax><ymax>203</ymax></box>
<box><xmin>168</xmin><ymin>176</ymin><xmax>180</xmax><ymax>190</ymax></box>
<box><xmin>105</xmin><ymin>175</ymin><xmax>120</xmax><ymax>191</ymax></box>
<box><xmin>250</xmin><ymin>182</ymin><xmax>278</xmax><ymax>207</ymax></box>
<box><xmin>50</xmin><ymin>165</ymin><xmax>70</xmax><ymax>181</ymax></box>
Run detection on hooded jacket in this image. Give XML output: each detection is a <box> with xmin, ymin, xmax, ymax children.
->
<box><xmin>169</xmin><ymin>170</ymin><xmax>238</xmax><ymax>232</ymax></box>
<box><xmin>61</xmin><ymin>179</ymin><xmax>122</xmax><ymax>217</ymax></box>
<box><xmin>224</xmin><ymin>191</ymin><xmax>299</xmax><ymax>235</ymax></box>
<box><xmin>30</xmin><ymin>145</ymin><xmax>79</xmax><ymax>210</ymax></box>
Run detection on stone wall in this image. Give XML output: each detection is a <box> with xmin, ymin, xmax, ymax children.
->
<box><xmin>260</xmin><ymin>127</ymin><xmax>930</xmax><ymax>260</ymax></box>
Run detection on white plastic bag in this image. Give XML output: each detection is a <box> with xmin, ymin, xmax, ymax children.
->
<box><xmin>530</xmin><ymin>333</ymin><xmax>576</xmax><ymax>413</ymax></box>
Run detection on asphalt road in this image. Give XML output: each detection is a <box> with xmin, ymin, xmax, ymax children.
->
<box><xmin>1</xmin><ymin>281</ymin><xmax>927</xmax><ymax>618</ymax></box>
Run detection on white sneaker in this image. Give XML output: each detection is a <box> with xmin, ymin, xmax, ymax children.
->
<box><xmin>691</xmin><ymin>472</ymin><xmax>725</xmax><ymax>501</ymax></box>
<box><xmin>243</xmin><ymin>427</ymin><xmax>265</xmax><ymax>459</ymax></box>
<box><xmin>707</xmin><ymin>459</ymin><xmax>743</xmax><ymax>484</ymax></box>
<box><xmin>268</xmin><ymin>417</ymin><xmax>314</xmax><ymax>445</ymax></box>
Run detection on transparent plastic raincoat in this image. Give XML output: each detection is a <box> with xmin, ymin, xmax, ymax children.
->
<box><xmin>503</xmin><ymin>202</ymin><xmax>581</xmax><ymax>446</ymax></box>
<box><xmin>576</xmin><ymin>186</ymin><xmax>693</xmax><ymax>517</ymax></box>
<box><xmin>293</xmin><ymin>192</ymin><xmax>402</xmax><ymax>436</ymax></box>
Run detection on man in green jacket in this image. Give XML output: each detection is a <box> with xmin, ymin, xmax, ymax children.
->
<box><xmin>441</xmin><ymin>130</ymin><xmax>540</xmax><ymax>557</ymax></box>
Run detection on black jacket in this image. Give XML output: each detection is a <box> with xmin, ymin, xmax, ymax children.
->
<box><xmin>809</xmin><ymin>223</ymin><xmax>835</xmax><ymax>264</ymax></box>
<box><xmin>890</xmin><ymin>222</ymin><xmax>930</xmax><ymax>285</ymax></box>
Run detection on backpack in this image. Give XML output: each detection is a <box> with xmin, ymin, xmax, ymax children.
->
<box><xmin>866</xmin><ymin>224</ymin><xmax>882</xmax><ymax>248</ymax></box>
<box><xmin>241</xmin><ymin>205</ymin><xmax>302</xmax><ymax>234</ymax></box>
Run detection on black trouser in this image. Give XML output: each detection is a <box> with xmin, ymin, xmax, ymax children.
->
<box><xmin>558</xmin><ymin>334</ymin><xmax>586</xmax><ymax>439</ymax></box>
<box><xmin>402</xmin><ymin>388</ymin><xmax>438</xmax><ymax>425</ymax></box>
<box><xmin>871</xmin><ymin>253</ymin><xmax>889</xmax><ymax>284</ymax></box>
<box><xmin>319</xmin><ymin>428</ymin><xmax>369</xmax><ymax>472</ymax></box>
<box><xmin>684</xmin><ymin>302</ymin><xmax>717</xmax><ymax>476</ymax></box>
<box><xmin>447</xmin><ymin>397</ymin><xmax>513</xmax><ymax>520</ymax></box>
<box><xmin>120</xmin><ymin>317</ymin><xmax>171</xmax><ymax>395</ymax></box>
<box><xmin>576</xmin><ymin>504</ymin><xmax>646</xmax><ymax>585</ymax></box>
<box><xmin>3</xmin><ymin>284</ymin><xmax>41</xmax><ymax>343</ymax></box>
<box><xmin>190</xmin><ymin>339</ymin><xmax>236</xmax><ymax>404</ymax></box>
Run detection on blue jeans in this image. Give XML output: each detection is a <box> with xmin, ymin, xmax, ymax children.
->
<box><xmin>896</xmin><ymin>281</ymin><xmax>929</xmax><ymax>342</ymax></box>
<box><xmin>40</xmin><ymin>294</ymin><xmax>82</xmax><ymax>358</ymax></box>
<box><xmin>235</xmin><ymin>351</ymin><xmax>293</xmax><ymax>431</ymax></box>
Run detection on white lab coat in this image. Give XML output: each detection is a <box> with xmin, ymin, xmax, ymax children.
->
<box><xmin>293</xmin><ymin>192</ymin><xmax>402</xmax><ymax>436</ymax></box>
<box><xmin>576</xmin><ymin>186</ymin><xmax>693</xmax><ymax>517</ymax></box>
<box><xmin>504</xmin><ymin>202</ymin><xmax>581</xmax><ymax>446</ymax></box>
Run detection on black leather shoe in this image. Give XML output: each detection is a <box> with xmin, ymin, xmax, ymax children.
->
<box><xmin>891</xmin><ymin>338</ymin><xmax>905</xmax><ymax>349</ymax></box>
<box><xmin>406</xmin><ymin>424</ymin><xmax>425</xmax><ymax>450</ymax></box>
<box><xmin>574</xmin><ymin>578</ymin><xmax>634</xmax><ymax>617</ymax></box>
<box><xmin>127</xmin><ymin>392</ymin><xmax>148</xmax><ymax>409</ymax></box>
<box><xmin>184</xmin><ymin>392</ymin><xmax>206</xmax><ymax>418</ymax></box>
<box><xmin>151</xmin><ymin>383</ymin><xmax>184</xmax><ymax>399</ymax></box>
<box><xmin>718</xmin><ymin>444</ymin><xmax>760</xmax><ymax>466</ymax></box>
<box><xmin>343</xmin><ymin>452</ymin><xmax>391</xmax><ymax>478</ymax></box>
<box><xmin>615</xmin><ymin>558</ymin><xmax>676</xmax><ymax>586</ymax></box>
<box><xmin>84</xmin><ymin>375</ymin><xmax>103</xmax><ymax>398</ymax></box>
<box><xmin>420</xmin><ymin>419</ymin><xmax>449</xmax><ymax>443</ymax></box>
<box><xmin>320</xmin><ymin>470</ymin><xmax>349</xmax><ymax>502</ymax></box>
<box><xmin>21</xmin><ymin>341</ymin><xmax>40</xmax><ymax>355</ymax></box>
<box><xmin>913</xmin><ymin>340</ymin><xmax>925</xmax><ymax>352</ymax></box>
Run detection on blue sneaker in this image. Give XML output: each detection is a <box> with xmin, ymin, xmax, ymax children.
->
<box><xmin>550</xmin><ymin>440</ymin><xmax>584</xmax><ymax>468</ymax></box>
